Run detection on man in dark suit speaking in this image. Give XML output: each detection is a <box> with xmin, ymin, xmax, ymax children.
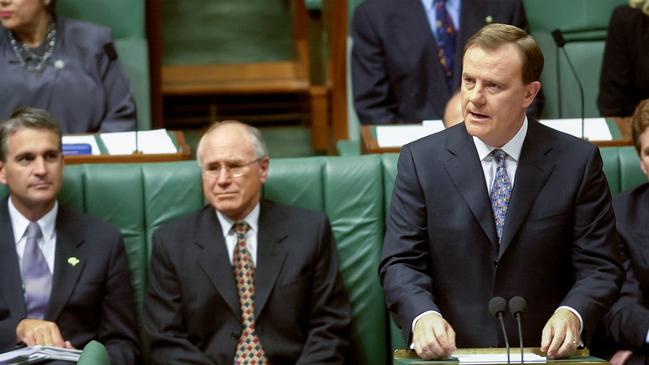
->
<box><xmin>144</xmin><ymin>121</ymin><xmax>352</xmax><ymax>364</ymax></box>
<box><xmin>0</xmin><ymin>108</ymin><xmax>140</xmax><ymax>363</ymax></box>
<box><xmin>380</xmin><ymin>24</ymin><xmax>624</xmax><ymax>360</ymax></box>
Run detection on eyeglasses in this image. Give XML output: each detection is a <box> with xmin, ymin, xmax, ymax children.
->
<box><xmin>202</xmin><ymin>158</ymin><xmax>263</xmax><ymax>178</ymax></box>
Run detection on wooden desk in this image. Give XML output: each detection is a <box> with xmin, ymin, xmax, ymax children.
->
<box><xmin>394</xmin><ymin>348</ymin><xmax>607</xmax><ymax>365</ymax></box>
<box><xmin>361</xmin><ymin>118</ymin><xmax>632</xmax><ymax>154</ymax></box>
<box><xmin>64</xmin><ymin>130</ymin><xmax>192</xmax><ymax>164</ymax></box>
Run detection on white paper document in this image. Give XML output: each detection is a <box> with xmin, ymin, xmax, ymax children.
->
<box><xmin>540</xmin><ymin>118</ymin><xmax>612</xmax><ymax>141</ymax></box>
<box><xmin>62</xmin><ymin>135</ymin><xmax>101</xmax><ymax>155</ymax></box>
<box><xmin>376</xmin><ymin>120</ymin><xmax>445</xmax><ymax>147</ymax></box>
<box><xmin>456</xmin><ymin>352</ymin><xmax>547</xmax><ymax>364</ymax></box>
<box><xmin>100</xmin><ymin>129</ymin><xmax>178</xmax><ymax>155</ymax></box>
<box><xmin>0</xmin><ymin>345</ymin><xmax>81</xmax><ymax>364</ymax></box>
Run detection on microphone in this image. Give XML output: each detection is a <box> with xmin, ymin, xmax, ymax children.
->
<box><xmin>551</xmin><ymin>29</ymin><xmax>586</xmax><ymax>140</ymax></box>
<box><xmin>509</xmin><ymin>296</ymin><xmax>527</xmax><ymax>364</ymax></box>
<box><xmin>489</xmin><ymin>296</ymin><xmax>511</xmax><ymax>365</ymax></box>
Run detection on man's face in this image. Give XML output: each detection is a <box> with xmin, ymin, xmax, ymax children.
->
<box><xmin>0</xmin><ymin>0</ymin><xmax>47</xmax><ymax>32</ymax></box>
<box><xmin>199</xmin><ymin>124</ymin><xmax>268</xmax><ymax>221</ymax></box>
<box><xmin>0</xmin><ymin>128</ymin><xmax>63</xmax><ymax>217</ymax></box>
<box><xmin>638</xmin><ymin>128</ymin><xmax>649</xmax><ymax>180</ymax></box>
<box><xmin>461</xmin><ymin>43</ymin><xmax>541</xmax><ymax>147</ymax></box>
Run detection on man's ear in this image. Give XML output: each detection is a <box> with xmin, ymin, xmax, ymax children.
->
<box><xmin>258</xmin><ymin>157</ymin><xmax>270</xmax><ymax>183</ymax></box>
<box><xmin>641</xmin><ymin>159</ymin><xmax>648</xmax><ymax>177</ymax></box>
<box><xmin>0</xmin><ymin>161</ymin><xmax>7</xmax><ymax>185</ymax></box>
<box><xmin>523</xmin><ymin>81</ymin><xmax>541</xmax><ymax>108</ymax></box>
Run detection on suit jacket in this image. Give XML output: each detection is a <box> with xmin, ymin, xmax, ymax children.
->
<box><xmin>0</xmin><ymin>199</ymin><xmax>140</xmax><ymax>364</ymax></box>
<box><xmin>380</xmin><ymin>120</ymin><xmax>624</xmax><ymax>347</ymax></box>
<box><xmin>351</xmin><ymin>0</ymin><xmax>529</xmax><ymax>124</ymax></box>
<box><xmin>594</xmin><ymin>184</ymin><xmax>649</xmax><ymax>365</ymax></box>
<box><xmin>144</xmin><ymin>201</ymin><xmax>352</xmax><ymax>364</ymax></box>
<box><xmin>0</xmin><ymin>16</ymin><xmax>136</xmax><ymax>133</ymax></box>
<box><xmin>597</xmin><ymin>6</ymin><xmax>649</xmax><ymax>117</ymax></box>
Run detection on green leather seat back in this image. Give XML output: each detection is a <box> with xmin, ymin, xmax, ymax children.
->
<box><xmin>266</xmin><ymin>156</ymin><xmax>389</xmax><ymax>365</ymax></box>
<box><xmin>619</xmin><ymin>146</ymin><xmax>646</xmax><ymax>192</ymax></box>
<box><xmin>78</xmin><ymin>340</ymin><xmax>111</xmax><ymax>365</ymax></box>
<box><xmin>599</xmin><ymin>147</ymin><xmax>621</xmax><ymax>194</ymax></box>
<box><xmin>524</xmin><ymin>0</ymin><xmax>627</xmax><ymax>118</ymax></box>
<box><xmin>57</xmin><ymin>0</ymin><xmax>151</xmax><ymax>130</ymax></box>
<box><xmin>84</xmin><ymin>164</ymin><xmax>147</xmax><ymax>321</ymax></box>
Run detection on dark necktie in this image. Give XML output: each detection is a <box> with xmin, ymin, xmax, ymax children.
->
<box><xmin>434</xmin><ymin>0</ymin><xmax>457</xmax><ymax>88</ymax></box>
<box><xmin>490</xmin><ymin>149</ymin><xmax>512</xmax><ymax>242</ymax></box>
<box><xmin>232</xmin><ymin>222</ymin><xmax>268</xmax><ymax>365</ymax></box>
<box><xmin>22</xmin><ymin>222</ymin><xmax>51</xmax><ymax>319</ymax></box>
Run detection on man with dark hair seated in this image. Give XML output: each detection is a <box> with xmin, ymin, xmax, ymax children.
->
<box><xmin>0</xmin><ymin>107</ymin><xmax>140</xmax><ymax>364</ymax></box>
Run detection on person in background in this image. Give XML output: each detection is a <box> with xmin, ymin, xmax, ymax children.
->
<box><xmin>145</xmin><ymin>121</ymin><xmax>351</xmax><ymax>364</ymax></box>
<box><xmin>0</xmin><ymin>107</ymin><xmax>139</xmax><ymax>364</ymax></box>
<box><xmin>597</xmin><ymin>0</ymin><xmax>649</xmax><ymax>117</ymax></box>
<box><xmin>593</xmin><ymin>98</ymin><xmax>649</xmax><ymax>365</ymax></box>
<box><xmin>380</xmin><ymin>23</ymin><xmax>623</xmax><ymax>360</ymax></box>
<box><xmin>351</xmin><ymin>0</ymin><xmax>537</xmax><ymax>125</ymax></box>
<box><xmin>0</xmin><ymin>0</ymin><xmax>136</xmax><ymax>133</ymax></box>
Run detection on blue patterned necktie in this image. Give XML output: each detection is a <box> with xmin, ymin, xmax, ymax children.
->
<box><xmin>232</xmin><ymin>222</ymin><xmax>268</xmax><ymax>365</ymax></box>
<box><xmin>490</xmin><ymin>149</ymin><xmax>512</xmax><ymax>242</ymax></box>
<box><xmin>22</xmin><ymin>222</ymin><xmax>51</xmax><ymax>319</ymax></box>
<box><xmin>434</xmin><ymin>0</ymin><xmax>456</xmax><ymax>88</ymax></box>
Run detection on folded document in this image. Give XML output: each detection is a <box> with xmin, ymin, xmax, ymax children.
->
<box><xmin>0</xmin><ymin>346</ymin><xmax>81</xmax><ymax>364</ymax></box>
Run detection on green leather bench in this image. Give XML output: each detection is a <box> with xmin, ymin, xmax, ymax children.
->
<box><xmin>0</xmin><ymin>149</ymin><xmax>644</xmax><ymax>364</ymax></box>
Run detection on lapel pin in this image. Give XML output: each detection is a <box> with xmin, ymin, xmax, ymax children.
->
<box><xmin>54</xmin><ymin>60</ymin><xmax>65</xmax><ymax>70</ymax></box>
<box><xmin>485</xmin><ymin>15</ymin><xmax>493</xmax><ymax>24</ymax></box>
<box><xmin>67</xmin><ymin>257</ymin><xmax>80</xmax><ymax>267</ymax></box>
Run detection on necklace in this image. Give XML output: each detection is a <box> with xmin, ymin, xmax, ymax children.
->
<box><xmin>8</xmin><ymin>21</ymin><xmax>57</xmax><ymax>73</ymax></box>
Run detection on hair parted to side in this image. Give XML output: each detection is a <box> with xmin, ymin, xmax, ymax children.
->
<box><xmin>196</xmin><ymin>120</ymin><xmax>269</xmax><ymax>166</ymax></box>
<box><xmin>0</xmin><ymin>107</ymin><xmax>63</xmax><ymax>162</ymax></box>
<box><xmin>632</xmin><ymin>99</ymin><xmax>649</xmax><ymax>154</ymax></box>
<box><xmin>464</xmin><ymin>23</ymin><xmax>544</xmax><ymax>84</ymax></box>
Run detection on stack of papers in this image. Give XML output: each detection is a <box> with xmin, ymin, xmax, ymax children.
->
<box><xmin>376</xmin><ymin>120</ymin><xmax>445</xmax><ymax>147</ymax></box>
<box><xmin>539</xmin><ymin>118</ymin><xmax>612</xmax><ymax>141</ymax></box>
<box><xmin>0</xmin><ymin>346</ymin><xmax>81</xmax><ymax>364</ymax></box>
<box><xmin>456</xmin><ymin>353</ymin><xmax>547</xmax><ymax>364</ymax></box>
<box><xmin>100</xmin><ymin>129</ymin><xmax>178</xmax><ymax>155</ymax></box>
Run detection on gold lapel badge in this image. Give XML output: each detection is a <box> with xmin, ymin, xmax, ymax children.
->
<box><xmin>67</xmin><ymin>257</ymin><xmax>80</xmax><ymax>267</ymax></box>
<box><xmin>485</xmin><ymin>15</ymin><xmax>493</xmax><ymax>24</ymax></box>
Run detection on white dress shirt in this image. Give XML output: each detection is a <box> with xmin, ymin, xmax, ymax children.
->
<box><xmin>10</xmin><ymin>199</ymin><xmax>58</xmax><ymax>275</ymax></box>
<box><xmin>216</xmin><ymin>203</ymin><xmax>261</xmax><ymax>266</ymax></box>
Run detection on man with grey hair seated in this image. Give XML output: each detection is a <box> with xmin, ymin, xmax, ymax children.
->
<box><xmin>145</xmin><ymin>120</ymin><xmax>352</xmax><ymax>364</ymax></box>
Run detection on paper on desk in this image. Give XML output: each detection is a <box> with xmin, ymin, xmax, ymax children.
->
<box><xmin>0</xmin><ymin>345</ymin><xmax>82</xmax><ymax>363</ymax></box>
<box><xmin>376</xmin><ymin>120</ymin><xmax>445</xmax><ymax>147</ymax></box>
<box><xmin>100</xmin><ymin>129</ymin><xmax>177</xmax><ymax>155</ymax></box>
<box><xmin>456</xmin><ymin>353</ymin><xmax>547</xmax><ymax>364</ymax></box>
<box><xmin>62</xmin><ymin>135</ymin><xmax>101</xmax><ymax>155</ymax></box>
<box><xmin>540</xmin><ymin>118</ymin><xmax>612</xmax><ymax>141</ymax></box>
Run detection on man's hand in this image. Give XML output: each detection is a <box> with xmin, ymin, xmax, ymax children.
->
<box><xmin>540</xmin><ymin>308</ymin><xmax>580</xmax><ymax>358</ymax></box>
<box><xmin>609</xmin><ymin>350</ymin><xmax>633</xmax><ymax>365</ymax></box>
<box><xmin>413</xmin><ymin>313</ymin><xmax>456</xmax><ymax>360</ymax></box>
<box><xmin>16</xmin><ymin>319</ymin><xmax>68</xmax><ymax>348</ymax></box>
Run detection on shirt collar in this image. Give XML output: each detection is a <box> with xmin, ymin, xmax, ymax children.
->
<box><xmin>8</xmin><ymin>198</ymin><xmax>58</xmax><ymax>245</ymax></box>
<box><xmin>425</xmin><ymin>0</ymin><xmax>460</xmax><ymax>8</ymax></box>
<box><xmin>215</xmin><ymin>203</ymin><xmax>261</xmax><ymax>236</ymax></box>
<box><xmin>473</xmin><ymin>116</ymin><xmax>528</xmax><ymax>161</ymax></box>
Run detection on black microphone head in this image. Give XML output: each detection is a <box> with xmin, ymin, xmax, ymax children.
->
<box><xmin>551</xmin><ymin>29</ymin><xmax>566</xmax><ymax>47</ymax></box>
<box><xmin>509</xmin><ymin>296</ymin><xmax>527</xmax><ymax>315</ymax></box>
<box><xmin>489</xmin><ymin>296</ymin><xmax>507</xmax><ymax>318</ymax></box>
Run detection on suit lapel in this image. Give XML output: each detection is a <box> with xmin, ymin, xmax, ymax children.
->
<box><xmin>498</xmin><ymin>121</ymin><xmax>555</xmax><ymax>257</ymax></box>
<box><xmin>444</xmin><ymin>127</ymin><xmax>499</xmax><ymax>247</ymax></box>
<box><xmin>194</xmin><ymin>208</ymin><xmax>240</xmax><ymax>316</ymax></box>
<box><xmin>254</xmin><ymin>201</ymin><xmax>287</xmax><ymax>318</ymax></box>
<box><xmin>46</xmin><ymin>208</ymin><xmax>86</xmax><ymax>321</ymax></box>
<box><xmin>390</xmin><ymin>0</ymin><xmax>448</xmax><ymax>88</ymax></box>
<box><xmin>0</xmin><ymin>199</ymin><xmax>27</xmax><ymax>320</ymax></box>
